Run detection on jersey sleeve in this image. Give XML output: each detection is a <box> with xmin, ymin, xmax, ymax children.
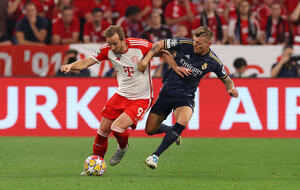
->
<box><xmin>163</xmin><ymin>38</ymin><xmax>192</xmax><ymax>51</ymax></box>
<box><xmin>209</xmin><ymin>52</ymin><xmax>228</xmax><ymax>79</ymax></box>
<box><xmin>90</xmin><ymin>44</ymin><xmax>109</xmax><ymax>64</ymax></box>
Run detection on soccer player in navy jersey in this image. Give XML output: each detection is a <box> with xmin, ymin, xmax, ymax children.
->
<box><xmin>138</xmin><ymin>26</ymin><xmax>239</xmax><ymax>169</ymax></box>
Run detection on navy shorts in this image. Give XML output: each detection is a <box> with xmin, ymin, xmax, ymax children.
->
<box><xmin>150</xmin><ymin>89</ymin><xmax>195</xmax><ymax>117</ymax></box>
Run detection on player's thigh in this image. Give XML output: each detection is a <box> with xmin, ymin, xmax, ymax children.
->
<box><xmin>173</xmin><ymin>106</ymin><xmax>193</xmax><ymax>126</ymax></box>
<box><xmin>145</xmin><ymin>113</ymin><xmax>166</xmax><ymax>135</ymax></box>
<box><xmin>99</xmin><ymin>116</ymin><xmax>114</xmax><ymax>134</ymax></box>
<box><xmin>112</xmin><ymin>112</ymin><xmax>134</xmax><ymax>130</ymax></box>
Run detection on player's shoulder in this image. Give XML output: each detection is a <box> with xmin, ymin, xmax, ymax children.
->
<box><xmin>164</xmin><ymin>38</ymin><xmax>193</xmax><ymax>49</ymax></box>
<box><xmin>127</xmin><ymin>38</ymin><xmax>152</xmax><ymax>48</ymax></box>
<box><xmin>94</xmin><ymin>43</ymin><xmax>110</xmax><ymax>56</ymax></box>
<box><xmin>207</xmin><ymin>49</ymin><xmax>223</xmax><ymax>66</ymax></box>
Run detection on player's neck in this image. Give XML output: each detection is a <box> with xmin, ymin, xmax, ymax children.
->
<box><xmin>121</xmin><ymin>41</ymin><xmax>129</xmax><ymax>54</ymax></box>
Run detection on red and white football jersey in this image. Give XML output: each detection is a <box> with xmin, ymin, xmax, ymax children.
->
<box><xmin>90</xmin><ymin>38</ymin><xmax>153</xmax><ymax>100</ymax></box>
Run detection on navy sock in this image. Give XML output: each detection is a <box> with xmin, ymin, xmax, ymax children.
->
<box><xmin>154</xmin><ymin>124</ymin><xmax>172</xmax><ymax>134</ymax></box>
<box><xmin>153</xmin><ymin>122</ymin><xmax>185</xmax><ymax>157</ymax></box>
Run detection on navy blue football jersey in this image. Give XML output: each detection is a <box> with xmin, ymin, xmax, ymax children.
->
<box><xmin>162</xmin><ymin>38</ymin><xmax>228</xmax><ymax>97</ymax></box>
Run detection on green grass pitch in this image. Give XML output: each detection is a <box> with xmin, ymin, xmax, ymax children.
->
<box><xmin>0</xmin><ymin>137</ymin><xmax>300</xmax><ymax>190</ymax></box>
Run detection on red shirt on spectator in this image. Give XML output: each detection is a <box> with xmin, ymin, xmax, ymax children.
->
<box><xmin>113</xmin><ymin>0</ymin><xmax>151</xmax><ymax>17</ymax></box>
<box><xmin>8</xmin><ymin>0</ymin><xmax>26</xmax><ymax>20</ymax></box>
<box><xmin>256</xmin><ymin>3</ymin><xmax>271</xmax><ymax>21</ymax></box>
<box><xmin>31</xmin><ymin>0</ymin><xmax>55</xmax><ymax>20</ymax></box>
<box><xmin>260</xmin><ymin>17</ymin><xmax>289</xmax><ymax>44</ymax></box>
<box><xmin>164</xmin><ymin>0</ymin><xmax>198</xmax><ymax>32</ymax></box>
<box><xmin>52</xmin><ymin>7</ymin><xmax>79</xmax><ymax>23</ymax></box>
<box><xmin>72</xmin><ymin>0</ymin><xmax>86</xmax><ymax>18</ymax></box>
<box><xmin>83</xmin><ymin>20</ymin><xmax>110</xmax><ymax>43</ymax></box>
<box><xmin>217</xmin><ymin>1</ymin><xmax>238</xmax><ymax>21</ymax></box>
<box><xmin>84</xmin><ymin>0</ymin><xmax>111</xmax><ymax>15</ymax></box>
<box><xmin>229</xmin><ymin>17</ymin><xmax>260</xmax><ymax>45</ymax></box>
<box><xmin>52</xmin><ymin>17</ymin><xmax>80</xmax><ymax>40</ymax></box>
<box><xmin>116</xmin><ymin>17</ymin><xmax>143</xmax><ymax>38</ymax></box>
<box><xmin>285</xmin><ymin>0</ymin><xmax>299</xmax><ymax>14</ymax></box>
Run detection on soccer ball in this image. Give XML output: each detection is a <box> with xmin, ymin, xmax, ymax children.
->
<box><xmin>83</xmin><ymin>155</ymin><xmax>106</xmax><ymax>176</ymax></box>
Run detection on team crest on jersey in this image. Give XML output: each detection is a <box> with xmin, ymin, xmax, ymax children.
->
<box><xmin>131</xmin><ymin>56</ymin><xmax>139</xmax><ymax>64</ymax></box>
<box><xmin>202</xmin><ymin>63</ymin><xmax>208</xmax><ymax>70</ymax></box>
<box><xmin>171</xmin><ymin>39</ymin><xmax>178</xmax><ymax>47</ymax></box>
<box><xmin>96</xmin><ymin>48</ymin><xmax>101</xmax><ymax>54</ymax></box>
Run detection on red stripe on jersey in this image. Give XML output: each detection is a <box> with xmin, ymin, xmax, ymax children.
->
<box><xmin>127</xmin><ymin>38</ymin><xmax>153</xmax><ymax>56</ymax></box>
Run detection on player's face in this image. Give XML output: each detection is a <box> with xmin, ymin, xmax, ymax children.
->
<box><xmin>193</xmin><ymin>36</ymin><xmax>211</xmax><ymax>55</ymax></box>
<box><xmin>106</xmin><ymin>33</ymin><xmax>126</xmax><ymax>54</ymax></box>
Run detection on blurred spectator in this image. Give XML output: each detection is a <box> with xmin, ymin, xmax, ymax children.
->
<box><xmin>164</xmin><ymin>0</ymin><xmax>197</xmax><ymax>36</ymax></box>
<box><xmin>290</xmin><ymin>2</ymin><xmax>300</xmax><ymax>45</ymax></box>
<box><xmin>52</xmin><ymin>0</ymin><xmax>79</xmax><ymax>23</ymax></box>
<box><xmin>228</xmin><ymin>0</ymin><xmax>260</xmax><ymax>45</ymax></box>
<box><xmin>0</xmin><ymin>0</ymin><xmax>12</xmax><ymax>45</ymax></box>
<box><xmin>259</xmin><ymin>2</ymin><xmax>290</xmax><ymax>45</ymax></box>
<box><xmin>84</xmin><ymin>0</ymin><xmax>112</xmax><ymax>23</ymax></box>
<box><xmin>255</xmin><ymin>0</ymin><xmax>272</xmax><ymax>21</ymax></box>
<box><xmin>52</xmin><ymin>6</ymin><xmax>80</xmax><ymax>44</ymax></box>
<box><xmin>151</xmin><ymin>0</ymin><xmax>166</xmax><ymax>24</ymax></box>
<box><xmin>142</xmin><ymin>10</ymin><xmax>172</xmax><ymax>42</ymax></box>
<box><xmin>113</xmin><ymin>0</ymin><xmax>151</xmax><ymax>21</ymax></box>
<box><xmin>217</xmin><ymin>0</ymin><xmax>241</xmax><ymax>22</ymax></box>
<box><xmin>230</xmin><ymin>57</ymin><xmax>257</xmax><ymax>78</ymax></box>
<box><xmin>271</xmin><ymin>44</ymin><xmax>300</xmax><ymax>77</ymax></box>
<box><xmin>173</xmin><ymin>24</ymin><xmax>189</xmax><ymax>38</ymax></box>
<box><xmin>31</xmin><ymin>0</ymin><xmax>55</xmax><ymax>20</ymax></box>
<box><xmin>83</xmin><ymin>8</ymin><xmax>110</xmax><ymax>43</ymax></box>
<box><xmin>192</xmin><ymin>0</ymin><xmax>228</xmax><ymax>44</ymax></box>
<box><xmin>56</xmin><ymin>49</ymin><xmax>90</xmax><ymax>77</ymax></box>
<box><xmin>7</xmin><ymin>0</ymin><xmax>26</xmax><ymax>40</ymax></box>
<box><xmin>16</xmin><ymin>3</ymin><xmax>48</xmax><ymax>45</ymax></box>
<box><xmin>7</xmin><ymin>0</ymin><xmax>25</xmax><ymax>20</ymax></box>
<box><xmin>116</xmin><ymin>6</ymin><xmax>143</xmax><ymax>38</ymax></box>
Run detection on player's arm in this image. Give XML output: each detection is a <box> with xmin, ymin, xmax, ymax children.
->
<box><xmin>222</xmin><ymin>76</ymin><xmax>239</xmax><ymax>98</ymax></box>
<box><xmin>161</xmin><ymin>50</ymin><xmax>191</xmax><ymax>78</ymax></box>
<box><xmin>60</xmin><ymin>57</ymin><xmax>96</xmax><ymax>74</ymax></box>
<box><xmin>137</xmin><ymin>41</ymin><xmax>164</xmax><ymax>72</ymax></box>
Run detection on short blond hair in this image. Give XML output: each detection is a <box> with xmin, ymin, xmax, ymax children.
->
<box><xmin>193</xmin><ymin>26</ymin><xmax>214</xmax><ymax>42</ymax></box>
<box><xmin>104</xmin><ymin>25</ymin><xmax>125</xmax><ymax>41</ymax></box>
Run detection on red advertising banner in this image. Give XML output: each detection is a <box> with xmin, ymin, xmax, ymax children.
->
<box><xmin>0</xmin><ymin>45</ymin><xmax>69</xmax><ymax>77</ymax></box>
<box><xmin>0</xmin><ymin>78</ymin><xmax>299</xmax><ymax>137</ymax></box>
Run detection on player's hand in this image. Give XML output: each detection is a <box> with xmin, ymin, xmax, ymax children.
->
<box><xmin>228</xmin><ymin>88</ymin><xmax>239</xmax><ymax>98</ymax></box>
<box><xmin>174</xmin><ymin>66</ymin><xmax>192</xmax><ymax>78</ymax></box>
<box><xmin>60</xmin><ymin>64</ymin><xmax>72</xmax><ymax>74</ymax></box>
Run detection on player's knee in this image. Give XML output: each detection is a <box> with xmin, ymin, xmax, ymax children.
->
<box><xmin>145</xmin><ymin>127</ymin><xmax>155</xmax><ymax>136</ymax></box>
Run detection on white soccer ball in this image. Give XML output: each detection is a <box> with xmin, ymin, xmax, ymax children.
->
<box><xmin>83</xmin><ymin>155</ymin><xmax>106</xmax><ymax>176</ymax></box>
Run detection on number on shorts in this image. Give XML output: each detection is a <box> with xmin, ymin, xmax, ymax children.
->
<box><xmin>137</xmin><ymin>107</ymin><xmax>144</xmax><ymax>117</ymax></box>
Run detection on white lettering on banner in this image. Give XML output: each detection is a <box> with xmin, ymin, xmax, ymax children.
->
<box><xmin>25</xmin><ymin>87</ymin><xmax>61</xmax><ymax>129</ymax></box>
<box><xmin>0</xmin><ymin>87</ymin><xmax>18</xmax><ymax>129</ymax></box>
<box><xmin>51</xmin><ymin>53</ymin><xmax>62</xmax><ymax>75</ymax></box>
<box><xmin>32</xmin><ymin>53</ymin><xmax>49</xmax><ymax>77</ymax></box>
<box><xmin>220</xmin><ymin>87</ymin><xmax>263</xmax><ymax>130</ymax></box>
<box><xmin>285</xmin><ymin>88</ymin><xmax>300</xmax><ymax>130</ymax></box>
<box><xmin>267</xmin><ymin>88</ymin><xmax>278</xmax><ymax>130</ymax></box>
<box><xmin>0</xmin><ymin>52</ymin><xmax>12</xmax><ymax>76</ymax></box>
<box><xmin>66</xmin><ymin>87</ymin><xmax>100</xmax><ymax>129</ymax></box>
<box><xmin>25</xmin><ymin>50</ymin><xmax>63</xmax><ymax>77</ymax></box>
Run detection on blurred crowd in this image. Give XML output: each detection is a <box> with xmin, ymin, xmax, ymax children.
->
<box><xmin>0</xmin><ymin>0</ymin><xmax>300</xmax><ymax>46</ymax></box>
